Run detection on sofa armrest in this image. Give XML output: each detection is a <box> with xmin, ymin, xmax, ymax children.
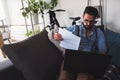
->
<box><xmin>0</xmin><ymin>58</ymin><xmax>26</xmax><ymax>80</ymax></box>
<box><xmin>0</xmin><ymin>58</ymin><xmax>13</xmax><ymax>71</ymax></box>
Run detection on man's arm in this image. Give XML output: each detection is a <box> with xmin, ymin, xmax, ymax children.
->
<box><xmin>48</xmin><ymin>29</ymin><xmax>65</xmax><ymax>55</ymax></box>
<box><xmin>97</xmin><ymin>28</ymin><xmax>107</xmax><ymax>54</ymax></box>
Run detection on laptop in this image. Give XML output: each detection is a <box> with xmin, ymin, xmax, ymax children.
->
<box><xmin>63</xmin><ymin>49</ymin><xmax>112</xmax><ymax>78</ymax></box>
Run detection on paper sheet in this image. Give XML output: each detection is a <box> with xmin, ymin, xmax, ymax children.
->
<box><xmin>58</xmin><ymin>28</ymin><xmax>81</xmax><ymax>50</ymax></box>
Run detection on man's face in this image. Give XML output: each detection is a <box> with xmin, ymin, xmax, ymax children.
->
<box><xmin>83</xmin><ymin>13</ymin><xmax>96</xmax><ymax>29</ymax></box>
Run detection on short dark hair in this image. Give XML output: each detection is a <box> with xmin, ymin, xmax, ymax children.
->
<box><xmin>83</xmin><ymin>6</ymin><xmax>99</xmax><ymax>18</ymax></box>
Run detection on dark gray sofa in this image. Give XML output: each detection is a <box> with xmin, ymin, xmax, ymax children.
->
<box><xmin>0</xmin><ymin>28</ymin><xmax>120</xmax><ymax>80</ymax></box>
<box><xmin>0</xmin><ymin>58</ymin><xmax>26</xmax><ymax>80</ymax></box>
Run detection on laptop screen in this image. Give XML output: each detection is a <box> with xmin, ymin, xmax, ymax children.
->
<box><xmin>63</xmin><ymin>49</ymin><xmax>112</xmax><ymax>78</ymax></box>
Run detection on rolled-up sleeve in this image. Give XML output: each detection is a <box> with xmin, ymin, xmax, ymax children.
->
<box><xmin>66</xmin><ymin>25</ymin><xmax>76</xmax><ymax>32</ymax></box>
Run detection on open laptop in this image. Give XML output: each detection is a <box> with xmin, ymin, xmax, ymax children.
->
<box><xmin>63</xmin><ymin>49</ymin><xmax>112</xmax><ymax>78</ymax></box>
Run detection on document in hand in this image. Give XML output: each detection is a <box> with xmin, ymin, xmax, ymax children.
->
<box><xmin>58</xmin><ymin>28</ymin><xmax>81</xmax><ymax>50</ymax></box>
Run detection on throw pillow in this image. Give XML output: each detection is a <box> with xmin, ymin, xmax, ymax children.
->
<box><xmin>1</xmin><ymin>29</ymin><xmax>63</xmax><ymax>80</ymax></box>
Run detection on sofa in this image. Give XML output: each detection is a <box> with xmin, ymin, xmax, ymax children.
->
<box><xmin>0</xmin><ymin>58</ymin><xmax>26</xmax><ymax>80</ymax></box>
<box><xmin>0</xmin><ymin>28</ymin><xmax>120</xmax><ymax>80</ymax></box>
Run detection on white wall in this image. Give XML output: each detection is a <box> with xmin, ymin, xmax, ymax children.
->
<box><xmin>2</xmin><ymin>0</ymin><xmax>120</xmax><ymax>36</ymax></box>
<box><xmin>56</xmin><ymin>0</ymin><xmax>88</xmax><ymax>27</ymax></box>
<box><xmin>0</xmin><ymin>0</ymin><xmax>6</xmax><ymax>20</ymax></box>
<box><xmin>56</xmin><ymin>0</ymin><xmax>104</xmax><ymax>27</ymax></box>
<box><xmin>57</xmin><ymin>0</ymin><xmax>120</xmax><ymax>33</ymax></box>
<box><xmin>106</xmin><ymin>0</ymin><xmax>120</xmax><ymax>33</ymax></box>
<box><xmin>5</xmin><ymin>0</ymin><xmax>26</xmax><ymax>25</ymax></box>
<box><xmin>4</xmin><ymin>0</ymin><xmax>103</xmax><ymax>26</ymax></box>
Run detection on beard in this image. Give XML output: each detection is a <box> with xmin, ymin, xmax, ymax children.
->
<box><xmin>85</xmin><ymin>26</ymin><xmax>92</xmax><ymax>30</ymax></box>
<box><xmin>83</xmin><ymin>24</ymin><xmax>93</xmax><ymax>30</ymax></box>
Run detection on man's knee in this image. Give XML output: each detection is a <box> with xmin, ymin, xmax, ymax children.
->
<box><xmin>76</xmin><ymin>73</ymin><xmax>95</xmax><ymax>80</ymax></box>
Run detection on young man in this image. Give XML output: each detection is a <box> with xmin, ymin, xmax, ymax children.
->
<box><xmin>54</xmin><ymin>6</ymin><xmax>106</xmax><ymax>54</ymax></box>
<box><xmin>53</xmin><ymin>6</ymin><xmax>107</xmax><ymax>80</ymax></box>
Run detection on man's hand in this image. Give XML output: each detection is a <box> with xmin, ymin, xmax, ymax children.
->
<box><xmin>53</xmin><ymin>32</ymin><xmax>63</xmax><ymax>41</ymax></box>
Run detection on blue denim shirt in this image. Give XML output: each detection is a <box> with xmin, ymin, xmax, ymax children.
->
<box><xmin>66</xmin><ymin>24</ymin><xmax>107</xmax><ymax>53</ymax></box>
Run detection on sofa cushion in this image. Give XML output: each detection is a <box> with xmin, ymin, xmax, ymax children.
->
<box><xmin>105</xmin><ymin>29</ymin><xmax>120</xmax><ymax>67</ymax></box>
<box><xmin>1</xmin><ymin>29</ymin><xmax>63</xmax><ymax>80</ymax></box>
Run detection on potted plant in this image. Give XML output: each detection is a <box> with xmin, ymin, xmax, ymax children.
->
<box><xmin>21</xmin><ymin>0</ymin><xmax>40</xmax><ymax>16</ymax></box>
<box><xmin>21</xmin><ymin>0</ymin><xmax>58</xmax><ymax>24</ymax></box>
<box><xmin>21</xmin><ymin>0</ymin><xmax>40</xmax><ymax>24</ymax></box>
<box><xmin>21</xmin><ymin>0</ymin><xmax>58</xmax><ymax>37</ymax></box>
<box><xmin>39</xmin><ymin>0</ymin><xmax>58</xmax><ymax>27</ymax></box>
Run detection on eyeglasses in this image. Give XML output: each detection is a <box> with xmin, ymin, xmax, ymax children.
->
<box><xmin>83</xmin><ymin>19</ymin><xmax>97</xmax><ymax>24</ymax></box>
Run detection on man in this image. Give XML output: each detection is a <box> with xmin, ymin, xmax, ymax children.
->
<box><xmin>49</xmin><ymin>6</ymin><xmax>107</xmax><ymax>80</ymax></box>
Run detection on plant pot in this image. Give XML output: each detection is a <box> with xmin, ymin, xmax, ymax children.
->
<box><xmin>32</xmin><ymin>13</ymin><xmax>39</xmax><ymax>25</ymax></box>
